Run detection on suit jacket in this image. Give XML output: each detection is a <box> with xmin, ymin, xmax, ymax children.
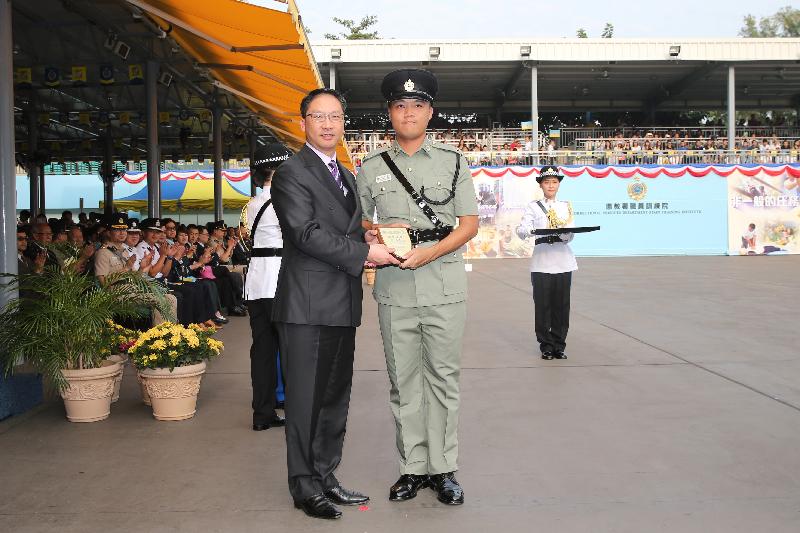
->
<box><xmin>271</xmin><ymin>145</ymin><xmax>369</xmax><ymax>327</ymax></box>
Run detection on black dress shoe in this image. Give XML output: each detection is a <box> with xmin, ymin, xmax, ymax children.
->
<box><xmin>229</xmin><ymin>306</ymin><xmax>248</xmax><ymax>317</ymax></box>
<box><xmin>541</xmin><ymin>351</ymin><xmax>554</xmax><ymax>360</ymax></box>
<box><xmin>429</xmin><ymin>472</ymin><xmax>464</xmax><ymax>505</ymax></box>
<box><xmin>294</xmin><ymin>494</ymin><xmax>341</xmax><ymax>519</ymax></box>
<box><xmin>252</xmin><ymin>416</ymin><xmax>285</xmax><ymax>431</ymax></box>
<box><xmin>324</xmin><ymin>485</ymin><xmax>369</xmax><ymax>505</ymax></box>
<box><xmin>553</xmin><ymin>351</ymin><xmax>567</xmax><ymax>359</ymax></box>
<box><xmin>213</xmin><ymin>316</ymin><xmax>229</xmax><ymax>325</ymax></box>
<box><xmin>389</xmin><ymin>474</ymin><xmax>430</xmax><ymax>501</ymax></box>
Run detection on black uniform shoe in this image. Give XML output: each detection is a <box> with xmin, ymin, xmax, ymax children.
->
<box><xmin>294</xmin><ymin>494</ymin><xmax>341</xmax><ymax>519</ymax></box>
<box><xmin>252</xmin><ymin>416</ymin><xmax>285</xmax><ymax>431</ymax></box>
<box><xmin>324</xmin><ymin>485</ymin><xmax>369</xmax><ymax>505</ymax></box>
<box><xmin>389</xmin><ymin>474</ymin><xmax>430</xmax><ymax>501</ymax></box>
<box><xmin>553</xmin><ymin>351</ymin><xmax>567</xmax><ymax>359</ymax></box>
<box><xmin>213</xmin><ymin>316</ymin><xmax>229</xmax><ymax>325</ymax></box>
<box><xmin>229</xmin><ymin>306</ymin><xmax>248</xmax><ymax>317</ymax></box>
<box><xmin>429</xmin><ymin>472</ymin><xmax>464</xmax><ymax>505</ymax></box>
<box><xmin>541</xmin><ymin>351</ymin><xmax>554</xmax><ymax>360</ymax></box>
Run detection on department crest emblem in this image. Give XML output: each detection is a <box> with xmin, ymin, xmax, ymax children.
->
<box><xmin>404</xmin><ymin>79</ymin><xmax>415</xmax><ymax>91</ymax></box>
<box><xmin>627</xmin><ymin>180</ymin><xmax>647</xmax><ymax>201</ymax></box>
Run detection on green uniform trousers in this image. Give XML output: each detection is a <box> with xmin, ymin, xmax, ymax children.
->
<box><xmin>378</xmin><ymin>301</ymin><xmax>466</xmax><ymax>475</ymax></box>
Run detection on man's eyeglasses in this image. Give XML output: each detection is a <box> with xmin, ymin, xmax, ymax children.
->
<box><xmin>17</xmin><ymin>236</ymin><xmax>27</xmax><ymax>241</ymax></box>
<box><xmin>305</xmin><ymin>112</ymin><xmax>345</xmax><ymax>123</ymax></box>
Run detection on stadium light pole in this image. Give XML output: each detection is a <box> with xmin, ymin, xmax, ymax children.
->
<box><xmin>727</xmin><ymin>66</ymin><xmax>735</xmax><ymax>156</ymax></box>
<box><xmin>0</xmin><ymin>0</ymin><xmax>18</xmax><ymax>306</ymax></box>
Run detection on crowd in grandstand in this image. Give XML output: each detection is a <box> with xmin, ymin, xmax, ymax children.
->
<box><xmin>15</xmin><ymin>209</ymin><xmax>251</xmax><ymax>330</ymax></box>
<box><xmin>346</xmin><ymin>127</ymin><xmax>800</xmax><ymax>166</ymax></box>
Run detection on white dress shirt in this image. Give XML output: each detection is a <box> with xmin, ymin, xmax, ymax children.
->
<box><xmin>306</xmin><ymin>142</ymin><xmax>348</xmax><ymax>196</ymax></box>
<box><xmin>517</xmin><ymin>198</ymin><xmax>578</xmax><ymax>274</ymax></box>
<box><xmin>244</xmin><ymin>186</ymin><xmax>283</xmax><ymax>300</ymax></box>
<box><xmin>134</xmin><ymin>240</ymin><xmax>162</xmax><ymax>278</ymax></box>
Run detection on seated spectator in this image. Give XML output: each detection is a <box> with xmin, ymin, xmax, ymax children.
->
<box><xmin>67</xmin><ymin>224</ymin><xmax>85</xmax><ymax>247</ymax></box>
<box><xmin>17</xmin><ymin>226</ymin><xmax>44</xmax><ymax>276</ymax></box>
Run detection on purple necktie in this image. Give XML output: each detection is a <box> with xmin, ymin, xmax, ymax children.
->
<box><xmin>328</xmin><ymin>161</ymin><xmax>347</xmax><ymax>197</ymax></box>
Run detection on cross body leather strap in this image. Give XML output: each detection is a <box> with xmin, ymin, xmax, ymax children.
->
<box><xmin>250</xmin><ymin>198</ymin><xmax>272</xmax><ymax>240</ymax></box>
<box><xmin>380</xmin><ymin>151</ymin><xmax>444</xmax><ymax>229</ymax></box>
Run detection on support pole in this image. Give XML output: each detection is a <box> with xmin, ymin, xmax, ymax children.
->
<box><xmin>1</xmin><ymin>0</ymin><xmax>18</xmax><ymax>305</ymax></box>
<box><xmin>103</xmin><ymin>133</ymin><xmax>114</xmax><ymax>215</ymax></box>
<box><xmin>212</xmin><ymin>93</ymin><xmax>223</xmax><ymax>221</ymax></box>
<box><xmin>249</xmin><ymin>133</ymin><xmax>257</xmax><ymax>197</ymax></box>
<box><xmin>531</xmin><ymin>65</ymin><xmax>539</xmax><ymax>164</ymax></box>
<box><xmin>38</xmin><ymin>163</ymin><xmax>45</xmax><ymax>215</ymax></box>
<box><xmin>146</xmin><ymin>60</ymin><xmax>161</xmax><ymax>218</ymax></box>
<box><xmin>727</xmin><ymin>65</ymin><xmax>736</xmax><ymax>158</ymax></box>
<box><xmin>329</xmin><ymin>62</ymin><xmax>336</xmax><ymax>90</ymax></box>
<box><xmin>27</xmin><ymin>108</ymin><xmax>39</xmax><ymax>216</ymax></box>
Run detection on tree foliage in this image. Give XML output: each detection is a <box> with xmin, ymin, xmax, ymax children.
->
<box><xmin>739</xmin><ymin>6</ymin><xmax>800</xmax><ymax>37</ymax></box>
<box><xmin>324</xmin><ymin>15</ymin><xmax>379</xmax><ymax>40</ymax></box>
<box><xmin>574</xmin><ymin>23</ymin><xmax>613</xmax><ymax>38</ymax></box>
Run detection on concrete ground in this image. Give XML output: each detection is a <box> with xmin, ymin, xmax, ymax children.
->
<box><xmin>1</xmin><ymin>256</ymin><xmax>799</xmax><ymax>533</ymax></box>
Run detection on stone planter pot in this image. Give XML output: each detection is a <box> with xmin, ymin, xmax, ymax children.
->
<box><xmin>106</xmin><ymin>354</ymin><xmax>128</xmax><ymax>403</ymax></box>
<box><xmin>139</xmin><ymin>361</ymin><xmax>206</xmax><ymax>421</ymax></box>
<box><xmin>137</xmin><ymin>371</ymin><xmax>151</xmax><ymax>406</ymax></box>
<box><xmin>364</xmin><ymin>267</ymin><xmax>376</xmax><ymax>285</ymax></box>
<box><xmin>60</xmin><ymin>360</ymin><xmax>122</xmax><ymax>423</ymax></box>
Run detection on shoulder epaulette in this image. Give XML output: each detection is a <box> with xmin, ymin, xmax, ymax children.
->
<box><xmin>362</xmin><ymin>146</ymin><xmax>390</xmax><ymax>162</ymax></box>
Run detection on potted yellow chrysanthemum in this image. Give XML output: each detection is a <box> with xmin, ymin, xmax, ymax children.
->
<box><xmin>129</xmin><ymin>322</ymin><xmax>223</xmax><ymax>421</ymax></box>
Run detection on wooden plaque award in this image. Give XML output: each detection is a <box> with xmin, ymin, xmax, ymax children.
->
<box><xmin>376</xmin><ymin>227</ymin><xmax>413</xmax><ymax>260</ymax></box>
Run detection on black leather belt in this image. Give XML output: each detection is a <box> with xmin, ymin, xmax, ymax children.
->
<box><xmin>535</xmin><ymin>236</ymin><xmax>564</xmax><ymax>245</ymax></box>
<box><xmin>408</xmin><ymin>226</ymin><xmax>453</xmax><ymax>245</ymax></box>
<box><xmin>250</xmin><ymin>247</ymin><xmax>282</xmax><ymax>257</ymax></box>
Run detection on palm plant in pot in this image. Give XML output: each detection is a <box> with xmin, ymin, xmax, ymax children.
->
<box><xmin>0</xmin><ymin>265</ymin><xmax>172</xmax><ymax>422</ymax></box>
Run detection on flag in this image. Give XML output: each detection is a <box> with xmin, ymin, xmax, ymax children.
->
<box><xmin>71</xmin><ymin>66</ymin><xmax>87</xmax><ymax>86</ymax></box>
<box><xmin>44</xmin><ymin>67</ymin><xmax>61</xmax><ymax>87</ymax></box>
<box><xmin>99</xmin><ymin>64</ymin><xmax>115</xmax><ymax>85</ymax></box>
<box><xmin>14</xmin><ymin>67</ymin><xmax>32</xmax><ymax>88</ymax></box>
<box><xmin>128</xmin><ymin>64</ymin><xmax>144</xmax><ymax>84</ymax></box>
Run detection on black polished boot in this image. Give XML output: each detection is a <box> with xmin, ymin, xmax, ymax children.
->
<box><xmin>429</xmin><ymin>472</ymin><xmax>464</xmax><ymax>505</ymax></box>
<box><xmin>389</xmin><ymin>474</ymin><xmax>430</xmax><ymax>501</ymax></box>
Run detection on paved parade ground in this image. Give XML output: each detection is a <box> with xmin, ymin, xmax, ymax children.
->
<box><xmin>2</xmin><ymin>256</ymin><xmax>800</xmax><ymax>533</ymax></box>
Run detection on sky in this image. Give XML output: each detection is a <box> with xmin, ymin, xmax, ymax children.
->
<box><xmin>285</xmin><ymin>0</ymin><xmax>793</xmax><ymax>40</ymax></box>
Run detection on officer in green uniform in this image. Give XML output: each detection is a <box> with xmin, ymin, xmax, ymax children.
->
<box><xmin>357</xmin><ymin>69</ymin><xmax>479</xmax><ymax>506</ymax></box>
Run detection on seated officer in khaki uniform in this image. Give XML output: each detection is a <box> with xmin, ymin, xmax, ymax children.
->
<box><xmin>93</xmin><ymin>213</ymin><xmax>137</xmax><ymax>285</ymax></box>
<box><xmin>356</xmin><ymin>69</ymin><xmax>479</xmax><ymax>506</ymax></box>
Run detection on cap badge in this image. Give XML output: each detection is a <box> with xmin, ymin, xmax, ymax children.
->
<box><xmin>404</xmin><ymin>79</ymin><xmax>415</xmax><ymax>91</ymax></box>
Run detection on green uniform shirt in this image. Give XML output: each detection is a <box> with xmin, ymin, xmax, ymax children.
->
<box><xmin>357</xmin><ymin>139</ymin><xmax>478</xmax><ymax>307</ymax></box>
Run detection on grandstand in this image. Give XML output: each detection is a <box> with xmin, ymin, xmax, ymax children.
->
<box><xmin>312</xmin><ymin>38</ymin><xmax>800</xmax><ymax>166</ymax></box>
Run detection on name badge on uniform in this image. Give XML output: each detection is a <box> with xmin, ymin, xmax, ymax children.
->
<box><xmin>375</xmin><ymin>174</ymin><xmax>393</xmax><ymax>184</ymax></box>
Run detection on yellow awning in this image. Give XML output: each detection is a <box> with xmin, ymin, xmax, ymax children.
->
<box><xmin>126</xmin><ymin>0</ymin><xmax>353</xmax><ymax>169</ymax></box>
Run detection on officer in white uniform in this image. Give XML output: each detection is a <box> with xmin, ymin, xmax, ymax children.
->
<box><xmin>245</xmin><ymin>144</ymin><xmax>291</xmax><ymax>431</ymax></box>
<box><xmin>516</xmin><ymin>166</ymin><xmax>577</xmax><ymax>360</ymax></box>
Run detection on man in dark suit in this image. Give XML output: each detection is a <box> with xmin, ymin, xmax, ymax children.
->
<box><xmin>271</xmin><ymin>88</ymin><xmax>399</xmax><ymax>520</ymax></box>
